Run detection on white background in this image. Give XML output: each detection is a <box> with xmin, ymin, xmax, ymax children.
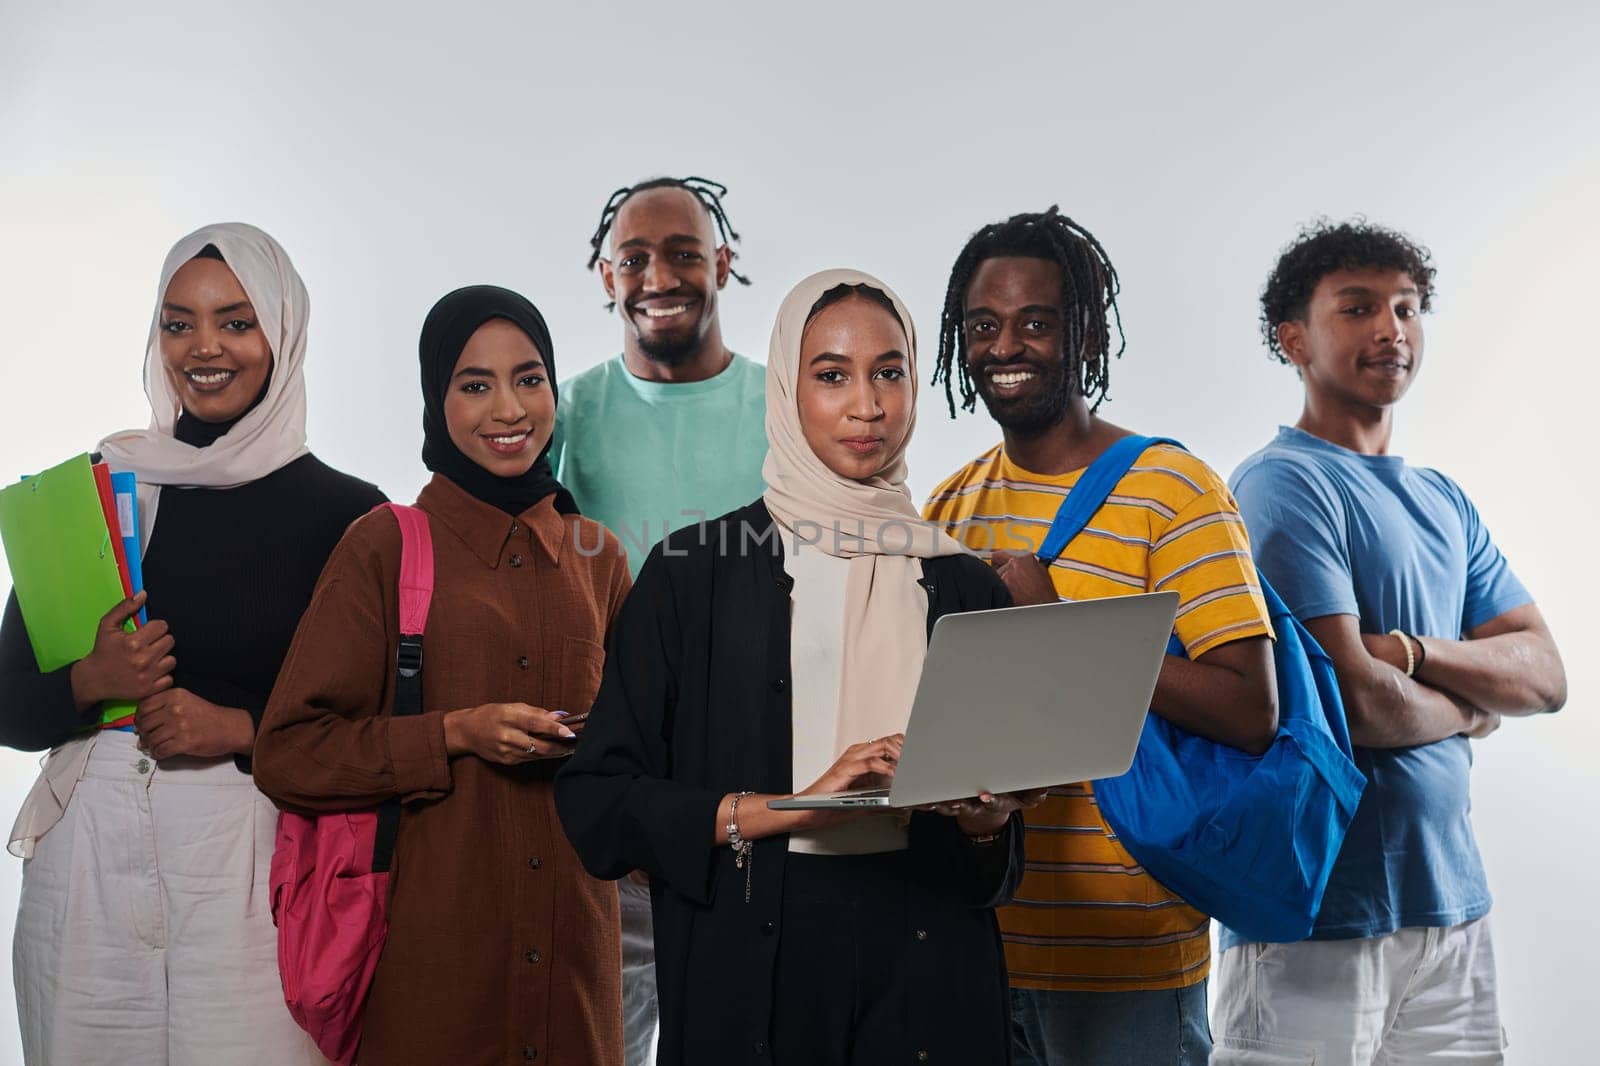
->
<box><xmin>2</xmin><ymin>1</ymin><xmax>1595</xmax><ymax>1061</ymax></box>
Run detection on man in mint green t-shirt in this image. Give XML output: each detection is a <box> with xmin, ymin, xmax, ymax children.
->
<box><xmin>551</xmin><ymin>176</ymin><xmax>766</xmax><ymax>580</ymax></box>
<box><xmin>548</xmin><ymin>176</ymin><xmax>766</xmax><ymax>1066</ymax></box>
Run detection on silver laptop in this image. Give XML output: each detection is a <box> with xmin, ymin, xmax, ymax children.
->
<box><xmin>768</xmin><ymin>591</ymin><xmax>1178</xmax><ymax>811</ymax></box>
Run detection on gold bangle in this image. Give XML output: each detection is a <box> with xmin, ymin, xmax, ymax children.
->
<box><xmin>1387</xmin><ymin>629</ymin><xmax>1416</xmax><ymax>677</ymax></box>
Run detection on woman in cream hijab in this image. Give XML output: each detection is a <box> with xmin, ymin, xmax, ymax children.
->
<box><xmin>559</xmin><ymin>269</ymin><xmax>1041</xmax><ymax>1064</ymax></box>
<box><xmin>0</xmin><ymin>223</ymin><xmax>384</xmax><ymax>1064</ymax></box>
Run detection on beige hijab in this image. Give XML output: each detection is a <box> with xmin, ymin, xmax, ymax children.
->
<box><xmin>12</xmin><ymin>224</ymin><xmax>310</xmax><ymax>859</ymax></box>
<box><xmin>762</xmin><ymin>268</ymin><xmax>965</xmax><ymax>755</ymax></box>
<box><xmin>98</xmin><ymin>222</ymin><xmax>311</xmax><ymax>546</ymax></box>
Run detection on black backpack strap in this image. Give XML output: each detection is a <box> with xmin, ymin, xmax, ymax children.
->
<box><xmin>370</xmin><ymin>502</ymin><xmax>435</xmax><ymax>875</ymax></box>
<box><xmin>372</xmin><ymin>633</ymin><xmax>424</xmax><ymax>873</ymax></box>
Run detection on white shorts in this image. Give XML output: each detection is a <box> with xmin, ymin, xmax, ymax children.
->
<box><xmin>1212</xmin><ymin>917</ymin><xmax>1507</xmax><ymax>1065</ymax></box>
<box><xmin>12</xmin><ymin>730</ymin><xmax>325</xmax><ymax>1066</ymax></box>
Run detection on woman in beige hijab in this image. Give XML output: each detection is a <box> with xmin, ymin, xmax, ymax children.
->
<box><xmin>0</xmin><ymin>224</ymin><xmax>384</xmax><ymax>1064</ymax></box>
<box><xmin>559</xmin><ymin>269</ymin><xmax>1041</xmax><ymax>1065</ymax></box>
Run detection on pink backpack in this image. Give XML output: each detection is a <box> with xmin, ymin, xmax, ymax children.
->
<box><xmin>269</xmin><ymin>503</ymin><xmax>434</xmax><ymax>1065</ymax></box>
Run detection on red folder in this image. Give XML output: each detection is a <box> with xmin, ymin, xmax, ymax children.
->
<box><xmin>92</xmin><ymin>463</ymin><xmax>139</xmax><ymax>729</ymax></box>
<box><xmin>90</xmin><ymin>463</ymin><xmax>134</xmax><ymax>604</ymax></box>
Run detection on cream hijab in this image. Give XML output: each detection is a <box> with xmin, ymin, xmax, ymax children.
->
<box><xmin>98</xmin><ymin>222</ymin><xmax>311</xmax><ymax>546</ymax></box>
<box><xmin>762</xmin><ymin>268</ymin><xmax>965</xmax><ymax>755</ymax></box>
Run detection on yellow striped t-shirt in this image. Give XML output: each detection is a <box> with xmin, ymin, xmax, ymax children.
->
<box><xmin>923</xmin><ymin>441</ymin><xmax>1273</xmax><ymax>992</ymax></box>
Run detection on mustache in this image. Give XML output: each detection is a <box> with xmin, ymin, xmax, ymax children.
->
<box><xmin>971</xmin><ymin>356</ymin><xmax>1052</xmax><ymax>377</ymax></box>
<box><xmin>625</xmin><ymin>289</ymin><xmax>702</xmax><ymax>313</ymax></box>
<box><xmin>1364</xmin><ymin>347</ymin><xmax>1411</xmax><ymax>364</ymax></box>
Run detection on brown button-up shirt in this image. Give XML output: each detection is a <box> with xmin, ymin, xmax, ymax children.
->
<box><xmin>256</xmin><ymin>475</ymin><xmax>631</xmax><ymax>1066</ymax></box>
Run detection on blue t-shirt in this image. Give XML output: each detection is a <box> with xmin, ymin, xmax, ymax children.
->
<box><xmin>1226</xmin><ymin>426</ymin><xmax>1531</xmax><ymax>944</ymax></box>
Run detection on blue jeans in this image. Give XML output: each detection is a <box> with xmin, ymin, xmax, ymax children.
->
<box><xmin>1011</xmin><ymin>982</ymin><xmax>1212</xmax><ymax>1066</ymax></box>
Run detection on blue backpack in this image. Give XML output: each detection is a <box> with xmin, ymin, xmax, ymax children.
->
<box><xmin>1036</xmin><ymin>435</ymin><xmax>1366</xmax><ymax>943</ymax></box>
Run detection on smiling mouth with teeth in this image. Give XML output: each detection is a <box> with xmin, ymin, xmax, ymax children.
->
<box><xmin>637</xmin><ymin>302</ymin><xmax>694</xmax><ymax>320</ymax></box>
<box><xmin>987</xmin><ymin>369</ymin><xmax>1038</xmax><ymax>388</ymax></box>
<box><xmin>184</xmin><ymin>368</ymin><xmax>237</xmax><ymax>386</ymax></box>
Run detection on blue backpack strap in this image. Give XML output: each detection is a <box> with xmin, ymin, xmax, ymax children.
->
<box><xmin>1036</xmin><ymin>436</ymin><xmax>1185</xmax><ymax>566</ymax></box>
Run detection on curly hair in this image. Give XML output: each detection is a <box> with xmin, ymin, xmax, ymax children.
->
<box><xmin>1260</xmin><ymin>218</ymin><xmax>1436</xmax><ymax>362</ymax></box>
<box><xmin>932</xmin><ymin>206</ymin><xmax>1124</xmax><ymax>417</ymax></box>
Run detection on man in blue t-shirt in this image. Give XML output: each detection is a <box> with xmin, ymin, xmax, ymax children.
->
<box><xmin>1216</xmin><ymin>221</ymin><xmax>1567</xmax><ymax>1065</ymax></box>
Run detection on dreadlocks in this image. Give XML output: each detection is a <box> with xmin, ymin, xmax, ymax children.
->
<box><xmin>586</xmin><ymin>176</ymin><xmax>752</xmax><ymax>291</ymax></box>
<box><xmin>933</xmin><ymin>206</ymin><xmax>1125</xmax><ymax>417</ymax></box>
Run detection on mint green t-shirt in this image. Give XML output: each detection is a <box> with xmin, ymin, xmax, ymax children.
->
<box><xmin>550</xmin><ymin>353</ymin><xmax>768</xmax><ymax>576</ymax></box>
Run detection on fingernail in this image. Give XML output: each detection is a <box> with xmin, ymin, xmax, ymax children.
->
<box><xmin>558</xmin><ymin>727</ymin><xmax>576</xmax><ymax>739</ymax></box>
<box><xmin>552</xmin><ymin>710</ymin><xmax>569</xmax><ymax>717</ymax></box>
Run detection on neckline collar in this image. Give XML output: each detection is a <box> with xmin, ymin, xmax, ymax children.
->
<box><xmin>417</xmin><ymin>473</ymin><xmax>567</xmax><ymax>569</ymax></box>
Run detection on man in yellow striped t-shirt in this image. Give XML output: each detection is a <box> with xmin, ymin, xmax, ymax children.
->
<box><xmin>922</xmin><ymin>208</ymin><xmax>1278</xmax><ymax>1066</ymax></box>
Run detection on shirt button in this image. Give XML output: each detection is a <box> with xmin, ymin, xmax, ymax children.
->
<box><xmin>518</xmin><ymin>656</ymin><xmax>530</xmax><ymax>670</ymax></box>
<box><xmin>916</xmin><ymin>1052</ymin><xmax>929</xmax><ymax>1062</ymax></box>
<box><xmin>135</xmin><ymin>758</ymin><xmax>151</xmax><ymax>775</ymax></box>
<box><xmin>754</xmin><ymin>1041</ymin><xmax>768</xmax><ymax>1056</ymax></box>
<box><xmin>528</xmin><ymin>857</ymin><xmax>542</xmax><ymax>870</ymax></box>
<box><xmin>522</xmin><ymin>1045</ymin><xmax>536</xmax><ymax>1060</ymax></box>
<box><xmin>510</xmin><ymin>554</ymin><xmax>524</xmax><ymax>568</ymax></box>
<box><xmin>771</xmin><ymin>678</ymin><xmax>787</xmax><ymax>692</ymax></box>
<box><xmin>915</xmin><ymin>929</ymin><xmax>929</xmax><ymax>941</ymax></box>
<box><xmin>524</xmin><ymin>948</ymin><xmax>541</xmax><ymax>964</ymax></box>
<box><xmin>761</xmin><ymin>921</ymin><xmax>775</xmax><ymax>936</ymax></box>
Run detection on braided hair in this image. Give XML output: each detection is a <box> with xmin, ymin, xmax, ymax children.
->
<box><xmin>586</xmin><ymin>176</ymin><xmax>752</xmax><ymax>309</ymax></box>
<box><xmin>933</xmin><ymin>206</ymin><xmax>1125</xmax><ymax>417</ymax></box>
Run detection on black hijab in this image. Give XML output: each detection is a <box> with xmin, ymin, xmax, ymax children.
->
<box><xmin>419</xmin><ymin>285</ymin><xmax>578</xmax><ymax>516</ymax></box>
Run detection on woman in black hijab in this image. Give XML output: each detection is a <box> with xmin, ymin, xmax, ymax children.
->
<box><xmin>256</xmin><ymin>286</ymin><xmax>632</xmax><ymax>1065</ymax></box>
<box><xmin>417</xmin><ymin>284</ymin><xmax>579</xmax><ymax>516</ymax></box>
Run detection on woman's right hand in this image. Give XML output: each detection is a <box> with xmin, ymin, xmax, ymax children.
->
<box><xmin>715</xmin><ymin>736</ymin><xmax>907</xmax><ymax>845</ymax></box>
<box><xmin>797</xmin><ymin>733</ymin><xmax>904</xmax><ymax>796</ymax></box>
<box><xmin>443</xmin><ymin>702</ymin><xmax>577</xmax><ymax>764</ymax></box>
<box><xmin>69</xmin><ymin>593</ymin><xmax>175</xmax><ymax>711</ymax></box>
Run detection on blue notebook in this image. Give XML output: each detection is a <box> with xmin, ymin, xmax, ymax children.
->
<box><xmin>108</xmin><ymin>472</ymin><xmax>146</xmax><ymax>624</ymax></box>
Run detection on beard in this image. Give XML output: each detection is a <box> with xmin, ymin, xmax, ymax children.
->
<box><xmin>972</xmin><ymin>358</ymin><xmax>1075</xmax><ymax>435</ymax></box>
<box><xmin>635</xmin><ymin>327</ymin><xmax>703</xmax><ymax>367</ymax></box>
<box><xmin>628</xmin><ymin>294</ymin><xmax>710</xmax><ymax>368</ymax></box>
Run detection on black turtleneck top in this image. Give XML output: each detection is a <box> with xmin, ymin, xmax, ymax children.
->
<box><xmin>0</xmin><ymin>428</ymin><xmax>384</xmax><ymax>771</ymax></box>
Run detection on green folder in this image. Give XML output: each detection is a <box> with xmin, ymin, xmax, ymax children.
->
<box><xmin>0</xmin><ymin>453</ymin><xmax>137</xmax><ymax>727</ymax></box>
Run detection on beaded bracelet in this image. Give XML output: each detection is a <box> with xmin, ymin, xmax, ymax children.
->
<box><xmin>727</xmin><ymin>791</ymin><xmax>755</xmax><ymax>904</ymax></box>
<box><xmin>1387</xmin><ymin>629</ymin><xmax>1417</xmax><ymax>677</ymax></box>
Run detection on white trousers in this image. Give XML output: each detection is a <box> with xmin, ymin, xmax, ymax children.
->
<box><xmin>12</xmin><ymin>731</ymin><xmax>326</xmax><ymax>1066</ymax></box>
<box><xmin>1212</xmin><ymin>917</ymin><xmax>1506</xmax><ymax>1065</ymax></box>
<box><xmin>619</xmin><ymin>873</ymin><xmax>658</xmax><ymax>1066</ymax></box>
